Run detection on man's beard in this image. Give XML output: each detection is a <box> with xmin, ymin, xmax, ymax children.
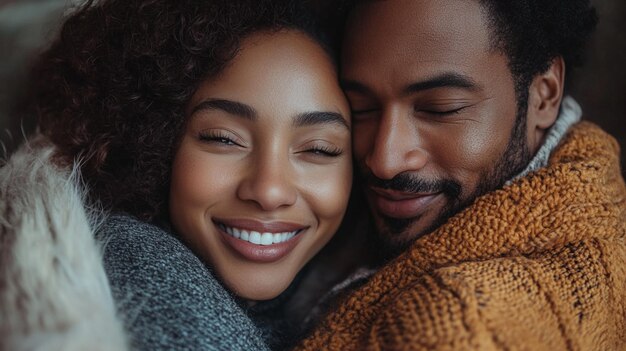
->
<box><xmin>369</xmin><ymin>107</ymin><xmax>533</xmax><ymax>257</ymax></box>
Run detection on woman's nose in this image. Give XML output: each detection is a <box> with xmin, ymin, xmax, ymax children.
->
<box><xmin>236</xmin><ymin>153</ymin><xmax>298</xmax><ymax>211</ymax></box>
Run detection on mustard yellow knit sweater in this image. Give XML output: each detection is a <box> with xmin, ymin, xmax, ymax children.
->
<box><xmin>296</xmin><ymin>122</ymin><xmax>626</xmax><ymax>351</ymax></box>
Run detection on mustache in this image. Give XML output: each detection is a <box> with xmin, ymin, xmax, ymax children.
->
<box><xmin>366</xmin><ymin>172</ymin><xmax>462</xmax><ymax>199</ymax></box>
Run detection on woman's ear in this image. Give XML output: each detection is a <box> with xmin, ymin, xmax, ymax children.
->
<box><xmin>527</xmin><ymin>57</ymin><xmax>565</xmax><ymax>141</ymax></box>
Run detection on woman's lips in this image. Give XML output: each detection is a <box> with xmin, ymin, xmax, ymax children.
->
<box><xmin>369</xmin><ymin>188</ymin><xmax>442</xmax><ymax>219</ymax></box>
<box><xmin>213</xmin><ymin>218</ymin><xmax>307</xmax><ymax>263</ymax></box>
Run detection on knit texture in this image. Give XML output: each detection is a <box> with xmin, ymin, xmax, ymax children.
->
<box><xmin>295</xmin><ymin>122</ymin><xmax>626</xmax><ymax>351</ymax></box>
<box><xmin>97</xmin><ymin>214</ymin><xmax>269</xmax><ymax>351</ymax></box>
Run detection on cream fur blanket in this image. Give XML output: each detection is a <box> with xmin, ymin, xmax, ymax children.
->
<box><xmin>0</xmin><ymin>137</ymin><xmax>127</xmax><ymax>351</ymax></box>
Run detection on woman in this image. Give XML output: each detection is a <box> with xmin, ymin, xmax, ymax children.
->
<box><xmin>0</xmin><ymin>0</ymin><xmax>354</xmax><ymax>350</ymax></box>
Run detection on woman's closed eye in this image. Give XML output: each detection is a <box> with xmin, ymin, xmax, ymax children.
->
<box><xmin>198</xmin><ymin>130</ymin><xmax>243</xmax><ymax>147</ymax></box>
<box><xmin>297</xmin><ymin>139</ymin><xmax>345</xmax><ymax>164</ymax></box>
<box><xmin>305</xmin><ymin>144</ymin><xmax>343</xmax><ymax>157</ymax></box>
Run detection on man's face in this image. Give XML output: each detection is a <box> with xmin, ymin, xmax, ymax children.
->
<box><xmin>342</xmin><ymin>0</ymin><xmax>532</xmax><ymax>253</ymax></box>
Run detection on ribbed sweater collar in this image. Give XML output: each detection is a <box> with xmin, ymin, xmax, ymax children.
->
<box><xmin>511</xmin><ymin>96</ymin><xmax>582</xmax><ymax>181</ymax></box>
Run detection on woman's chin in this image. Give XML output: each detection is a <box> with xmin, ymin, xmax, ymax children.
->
<box><xmin>225</xmin><ymin>275</ymin><xmax>293</xmax><ymax>302</ymax></box>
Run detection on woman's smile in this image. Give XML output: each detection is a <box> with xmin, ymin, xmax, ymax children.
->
<box><xmin>214</xmin><ymin>218</ymin><xmax>307</xmax><ymax>245</ymax></box>
<box><xmin>214</xmin><ymin>217</ymin><xmax>308</xmax><ymax>263</ymax></box>
<box><xmin>169</xmin><ymin>30</ymin><xmax>352</xmax><ymax>301</ymax></box>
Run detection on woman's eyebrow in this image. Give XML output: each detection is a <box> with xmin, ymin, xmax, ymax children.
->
<box><xmin>293</xmin><ymin>111</ymin><xmax>350</xmax><ymax>130</ymax></box>
<box><xmin>190</xmin><ymin>99</ymin><xmax>257</xmax><ymax>120</ymax></box>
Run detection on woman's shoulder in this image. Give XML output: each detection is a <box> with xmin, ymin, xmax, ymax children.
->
<box><xmin>98</xmin><ymin>213</ymin><xmax>173</xmax><ymax>240</ymax></box>
<box><xmin>96</xmin><ymin>212</ymin><xmax>219</xmax><ymax>295</ymax></box>
<box><xmin>97</xmin><ymin>213</ymin><xmax>270</xmax><ymax>350</ymax></box>
<box><xmin>98</xmin><ymin>214</ymin><xmax>185</xmax><ymax>253</ymax></box>
<box><xmin>97</xmin><ymin>214</ymin><xmax>196</xmax><ymax>269</ymax></box>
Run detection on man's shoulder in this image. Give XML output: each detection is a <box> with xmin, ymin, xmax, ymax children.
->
<box><xmin>426</xmin><ymin>237</ymin><xmax>619</xmax><ymax>305</ymax></box>
<box><xmin>383</xmin><ymin>238</ymin><xmax>624</xmax><ymax>350</ymax></box>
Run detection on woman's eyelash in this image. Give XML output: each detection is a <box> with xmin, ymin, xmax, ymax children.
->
<box><xmin>307</xmin><ymin>145</ymin><xmax>343</xmax><ymax>157</ymax></box>
<box><xmin>198</xmin><ymin>131</ymin><xmax>237</xmax><ymax>145</ymax></box>
<box><xmin>197</xmin><ymin>132</ymin><xmax>341</xmax><ymax>156</ymax></box>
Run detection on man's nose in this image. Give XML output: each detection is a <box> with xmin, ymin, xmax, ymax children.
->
<box><xmin>365</xmin><ymin>107</ymin><xmax>428</xmax><ymax>180</ymax></box>
<box><xmin>236</xmin><ymin>151</ymin><xmax>298</xmax><ymax>211</ymax></box>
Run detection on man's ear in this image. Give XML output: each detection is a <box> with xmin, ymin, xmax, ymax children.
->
<box><xmin>527</xmin><ymin>57</ymin><xmax>565</xmax><ymax>145</ymax></box>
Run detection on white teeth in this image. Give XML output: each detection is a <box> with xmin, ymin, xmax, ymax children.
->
<box><xmin>273</xmin><ymin>233</ymin><xmax>281</xmax><ymax>244</ymax></box>
<box><xmin>218</xmin><ymin>223</ymin><xmax>300</xmax><ymax>245</ymax></box>
<box><xmin>261</xmin><ymin>233</ymin><xmax>273</xmax><ymax>245</ymax></box>
<box><xmin>249</xmin><ymin>231</ymin><xmax>262</xmax><ymax>245</ymax></box>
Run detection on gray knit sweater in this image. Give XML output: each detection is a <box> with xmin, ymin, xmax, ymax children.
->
<box><xmin>96</xmin><ymin>214</ymin><xmax>270</xmax><ymax>351</ymax></box>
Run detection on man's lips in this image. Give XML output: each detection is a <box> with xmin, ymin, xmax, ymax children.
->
<box><xmin>369</xmin><ymin>187</ymin><xmax>442</xmax><ymax>219</ymax></box>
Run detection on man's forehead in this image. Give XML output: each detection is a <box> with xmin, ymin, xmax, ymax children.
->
<box><xmin>341</xmin><ymin>0</ymin><xmax>493</xmax><ymax>83</ymax></box>
<box><xmin>344</xmin><ymin>0</ymin><xmax>489</xmax><ymax>49</ymax></box>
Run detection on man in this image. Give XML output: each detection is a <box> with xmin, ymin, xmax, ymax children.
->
<box><xmin>296</xmin><ymin>0</ymin><xmax>626</xmax><ymax>350</ymax></box>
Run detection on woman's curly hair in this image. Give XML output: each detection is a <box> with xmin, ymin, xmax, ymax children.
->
<box><xmin>29</xmin><ymin>0</ymin><xmax>332</xmax><ymax>221</ymax></box>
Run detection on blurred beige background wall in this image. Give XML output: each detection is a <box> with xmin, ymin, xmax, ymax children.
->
<box><xmin>0</xmin><ymin>0</ymin><xmax>624</xmax><ymax>170</ymax></box>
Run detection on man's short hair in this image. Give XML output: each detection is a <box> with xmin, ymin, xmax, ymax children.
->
<box><xmin>343</xmin><ymin>0</ymin><xmax>597</xmax><ymax>109</ymax></box>
<box><xmin>480</xmin><ymin>0</ymin><xmax>597</xmax><ymax>99</ymax></box>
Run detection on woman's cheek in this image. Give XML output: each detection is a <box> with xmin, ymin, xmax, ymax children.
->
<box><xmin>300</xmin><ymin>158</ymin><xmax>352</xmax><ymax>226</ymax></box>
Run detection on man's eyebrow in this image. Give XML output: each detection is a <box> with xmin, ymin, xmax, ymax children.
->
<box><xmin>341</xmin><ymin>73</ymin><xmax>479</xmax><ymax>96</ymax></box>
<box><xmin>403</xmin><ymin>73</ymin><xmax>479</xmax><ymax>94</ymax></box>
<box><xmin>190</xmin><ymin>99</ymin><xmax>257</xmax><ymax>120</ymax></box>
<box><xmin>293</xmin><ymin>111</ymin><xmax>350</xmax><ymax>130</ymax></box>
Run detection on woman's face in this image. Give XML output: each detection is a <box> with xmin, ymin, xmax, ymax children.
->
<box><xmin>169</xmin><ymin>30</ymin><xmax>352</xmax><ymax>301</ymax></box>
